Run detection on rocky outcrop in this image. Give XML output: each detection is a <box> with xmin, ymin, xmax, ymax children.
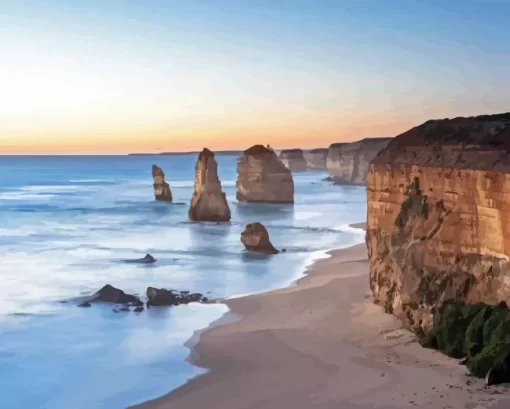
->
<box><xmin>241</xmin><ymin>222</ymin><xmax>279</xmax><ymax>254</ymax></box>
<box><xmin>366</xmin><ymin>112</ymin><xmax>510</xmax><ymax>335</ymax></box>
<box><xmin>236</xmin><ymin>145</ymin><xmax>294</xmax><ymax>204</ymax></box>
<box><xmin>152</xmin><ymin>165</ymin><xmax>172</xmax><ymax>201</ymax></box>
<box><xmin>304</xmin><ymin>148</ymin><xmax>328</xmax><ymax>170</ymax></box>
<box><xmin>189</xmin><ymin>148</ymin><xmax>231</xmax><ymax>222</ymax></box>
<box><xmin>327</xmin><ymin>138</ymin><xmax>392</xmax><ymax>184</ymax></box>
<box><xmin>78</xmin><ymin>284</ymin><xmax>143</xmax><ymax>307</ymax></box>
<box><xmin>146</xmin><ymin>287</ymin><xmax>208</xmax><ymax>306</ymax></box>
<box><xmin>123</xmin><ymin>254</ymin><xmax>156</xmax><ymax>264</ymax></box>
<box><xmin>279</xmin><ymin>149</ymin><xmax>308</xmax><ymax>172</ymax></box>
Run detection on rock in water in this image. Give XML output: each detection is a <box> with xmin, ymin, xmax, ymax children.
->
<box><xmin>123</xmin><ymin>254</ymin><xmax>156</xmax><ymax>264</ymax></box>
<box><xmin>86</xmin><ymin>284</ymin><xmax>143</xmax><ymax>306</ymax></box>
<box><xmin>326</xmin><ymin>138</ymin><xmax>392</xmax><ymax>184</ymax></box>
<box><xmin>241</xmin><ymin>222</ymin><xmax>279</xmax><ymax>254</ymax></box>
<box><xmin>236</xmin><ymin>145</ymin><xmax>294</xmax><ymax>204</ymax></box>
<box><xmin>152</xmin><ymin>165</ymin><xmax>172</xmax><ymax>201</ymax></box>
<box><xmin>279</xmin><ymin>149</ymin><xmax>308</xmax><ymax>172</ymax></box>
<box><xmin>188</xmin><ymin>148</ymin><xmax>231</xmax><ymax>222</ymax></box>
<box><xmin>146</xmin><ymin>287</ymin><xmax>206</xmax><ymax>306</ymax></box>
<box><xmin>366</xmin><ymin>112</ymin><xmax>510</xmax><ymax>334</ymax></box>
<box><xmin>304</xmin><ymin>148</ymin><xmax>328</xmax><ymax>170</ymax></box>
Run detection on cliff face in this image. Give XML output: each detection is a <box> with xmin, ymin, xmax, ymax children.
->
<box><xmin>236</xmin><ymin>145</ymin><xmax>294</xmax><ymax>204</ymax></box>
<box><xmin>366</xmin><ymin>113</ymin><xmax>510</xmax><ymax>334</ymax></box>
<box><xmin>189</xmin><ymin>148</ymin><xmax>231</xmax><ymax>222</ymax></box>
<box><xmin>279</xmin><ymin>149</ymin><xmax>308</xmax><ymax>172</ymax></box>
<box><xmin>304</xmin><ymin>148</ymin><xmax>328</xmax><ymax>170</ymax></box>
<box><xmin>327</xmin><ymin>138</ymin><xmax>392</xmax><ymax>184</ymax></box>
<box><xmin>151</xmin><ymin>165</ymin><xmax>172</xmax><ymax>201</ymax></box>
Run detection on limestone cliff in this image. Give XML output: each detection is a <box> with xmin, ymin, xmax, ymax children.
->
<box><xmin>366</xmin><ymin>112</ymin><xmax>510</xmax><ymax>334</ymax></box>
<box><xmin>327</xmin><ymin>138</ymin><xmax>392</xmax><ymax>184</ymax></box>
<box><xmin>236</xmin><ymin>145</ymin><xmax>294</xmax><ymax>204</ymax></box>
<box><xmin>304</xmin><ymin>148</ymin><xmax>328</xmax><ymax>170</ymax></box>
<box><xmin>279</xmin><ymin>149</ymin><xmax>308</xmax><ymax>172</ymax></box>
<box><xmin>151</xmin><ymin>165</ymin><xmax>172</xmax><ymax>201</ymax></box>
<box><xmin>189</xmin><ymin>148</ymin><xmax>231</xmax><ymax>222</ymax></box>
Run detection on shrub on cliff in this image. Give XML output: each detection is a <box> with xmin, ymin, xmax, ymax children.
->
<box><xmin>420</xmin><ymin>300</ymin><xmax>510</xmax><ymax>383</ymax></box>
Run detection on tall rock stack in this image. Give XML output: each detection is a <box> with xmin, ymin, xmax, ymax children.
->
<box><xmin>304</xmin><ymin>148</ymin><xmax>328</xmax><ymax>170</ymax></box>
<box><xmin>152</xmin><ymin>165</ymin><xmax>172</xmax><ymax>201</ymax></box>
<box><xmin>326</xmin><ymin>138</ymin><xmax>392</xmax><ymax>184</ymax></box>
<box><xmin>365</xmin><ymin>113</ymin><xmax>510</xmax><ymax>334</ymax></box>
<box><xmin>188</xmin><ymin>148</ymin><xmax>231</xmax><ymax>222</ymax></box>
<box><xmin>279</xmin><ymin>149</ymin><xmax>308</xmax><ymax>172</ymax></box>
<box><xmin>236</xmin><ymin>145</ymin><xmax>294</xmax><ymax>204</ymax></box>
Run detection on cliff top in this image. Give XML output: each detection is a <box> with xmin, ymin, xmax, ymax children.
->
<box><xmin>372</xmin><ymin>112</ymin><xmax>510</xmax><ymax>171</ymax></box>
<box><xmin>198</xmin><ymin>148</ymin><xmax>215</xmax><ymax>163</ymax></box>
<box><xmin>244</xmin><ymin>145</ymin><xmax>277</xmax><ymax>157</ymax></box>
<box><xmin>309</xmin><ymin>148</ymin><xmax>328</xmax><ymax>153</ymax></box>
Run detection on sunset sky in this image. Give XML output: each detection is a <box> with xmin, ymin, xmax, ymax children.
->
<box><xmin>1</xmin><ymin>0</ymin><xmax>509</xmax><ymax>154</ymax></box>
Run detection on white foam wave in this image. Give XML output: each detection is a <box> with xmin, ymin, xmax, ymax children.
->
<box><xmin>0</xmin><ymin>192</ymin><xmax>57</xmax><ymax>200</ymax></box>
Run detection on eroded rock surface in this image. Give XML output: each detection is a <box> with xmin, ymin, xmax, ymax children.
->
<box><xmin>189</xmin><ymin>148</ymin><xmax>231</xmax><ymax>222</ymax></box>
<box><xmin>152</xmin><ymin>165</ymin><xmax>172</xmax><ymax>201</ymax></box>
<box><xmin>236</xmin><ymin>145</ymin><xmax>294</xmax><ymax>204</ymax></box>
<box><xmin>304</xmin><ymin>148</ymin><xmax>328</xmax><ymax>170</ymax></box>
<box><xmin>327</xmin><ymin>138</ymin><xmax>392</xmax><ymax>184</ymax></box>
<box><xmin>279</xmin><ymin>149</ymin><xmax>308</xmax><ymax>172</ymax></box>
<box><xmin>241</xmin><ymin>222</ymin><xmax>279</xmax><ymax>254</ymax></box>
<box><xmin>366</xmin><ymin>112</ymin><xmax>510</xmax><ymax>334</ymax></box>
<box><xmin>83</xmin><ymin>284</ymin><xmax>143</xmax><ymax>306</ymax></box>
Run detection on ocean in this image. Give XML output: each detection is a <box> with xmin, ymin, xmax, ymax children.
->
<box><xmin>0</xmin><ymin>154</ymin><xmax>366</xmax><ymax>409</ymax></box>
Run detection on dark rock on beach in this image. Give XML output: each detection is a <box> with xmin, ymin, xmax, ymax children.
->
<box><xmin>146</xmin><ymin>287</ymin><xmax>207</xmax><ymax>307</ymax></box>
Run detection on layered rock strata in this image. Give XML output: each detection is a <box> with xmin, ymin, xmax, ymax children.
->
<box><xmin>304</xmin><ymin>148</ymin><xmax>328</xmax><ymax>170</ymax></box>
<box><xmin>189</xmin><ymin>148</ymin><xmax>231</xmax><ymax>222</ymax></box>
<box><xmin>152</xmin><ymin>165</ymin><xmax>172</xmax><ymax>201</ymax></box>
<box><xmin>236</xmin><ymin>145</ymin><xmax>294</xmax><ymax>204</ymax></box>
<box><xmin>279</xmin><ymin>149</ymin><xmax>308</xmax><ymax>172</ymax></box>
<box><xmin>241</xmin><ymin>222</ymin><xmax>279</xmax><ymax>254</ymax></box>
<box><xmin>366</xmin><ymin>113</ymin><xmax>510</xmax><ymax>334</ymax></box>
<box><xmin>327</xmin><ymin>138</ymin><xmax>392</xmax><ymax>184</ymax></box>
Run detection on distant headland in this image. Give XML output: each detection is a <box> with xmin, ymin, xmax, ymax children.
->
<box><xmin>128</xmin><ymin>150</ymin><xmax>244</xmax><ymax>156</ymax></box>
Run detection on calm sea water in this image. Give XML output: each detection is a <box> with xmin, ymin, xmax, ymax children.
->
<box><xmin>0</xmin><ymin>154</ymin><xmax>366</xmax><ymax>409</ymax></box>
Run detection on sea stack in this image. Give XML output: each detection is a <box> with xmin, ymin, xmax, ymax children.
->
<box><xmin>304</xmin><ymin>148</ymin><xmax>328</xmax><ymax>170</ymax></box>
<box><xmin>279</xmin><ymin>149</ymin><xmax>308</xmax><ymax>172</ymax></box>
<box><xmin>188</xmin><ymin>148</ymin><xmax>231</xmax><ymax>222</ymax></box>
<box><xmin>326</xmin><ymin>138</ymin><xmax>392</xmax><ymax>184</ymax></box>
<box><xmin>236</xmin><ymin>145</ymin><xmax>294</xmax><ymax>204</ymax></box>
<box><xmin>241</xmin><ymin>222</ymin><xmax>279</xmax><ymax>254</ymax></box>
<box><xmin>152</xmin><ymin>165</ymin><xmax>172</xmax><ymax>201</ymax></box>
<box><xmin>366</xmin><ymin>112</ymin><xmax>510</xmax><ymax>334</ymax></box>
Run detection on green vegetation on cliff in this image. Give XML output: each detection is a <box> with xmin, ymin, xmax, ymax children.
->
<box><xmin>420</xmin><ymin>300</ymin><xmax>510</xmax><ymax>383</ymax></box>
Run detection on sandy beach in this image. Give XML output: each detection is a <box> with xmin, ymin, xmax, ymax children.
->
<box><xmin>132</xmin><ymin>226</ymin><xmax>510</xmax><ymax>409</ymax></box>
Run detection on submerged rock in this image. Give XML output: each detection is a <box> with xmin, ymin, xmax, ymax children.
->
<box><xmin>146</xmin><ymin>287</ymin><xmax>207</xmax><ymax>307</ymax></box>
<box><xmin>189</xmin><ymin>148</ymin><xmax>231</xmax><ymax>222</ymax></box>
<box><xmin>152</xmin><ymin>165</ymin><xmax>172</xmax><ymax>201</ymax></box>
<box><xmin>241</xmin><ymin>222</ymin><xmax>279</xmax><ymax>254</ymax></box>
<box><xmin>123</xmin><ymin>254</ymin><xmax>156</xmax><ymax>264</ymax></box>
<box><xmin>279</xmin><ymin>149</ymin><xmax>308</xmax><ymax>172</ymax></box>
<box><xmin>236</xmin><ymin>145</ymin><xmax>294</xmax><ymax>204</ymax></box>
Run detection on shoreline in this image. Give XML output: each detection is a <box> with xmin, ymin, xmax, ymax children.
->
<box><xmin>131</xmin><ymin>223</ymin><xmax>509</xmax><ymax>409</ymax></box>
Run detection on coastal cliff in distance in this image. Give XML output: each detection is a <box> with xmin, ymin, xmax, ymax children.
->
<box><xmin>327</xmin><ymin>138</ymin><xmax>392</xmax><ymax>184</ymax></box>
<box><xmin>304</xmin><ymin>148</ymin><xmax>328</xmax><ymax>170</ymax></box>
<box><xmin>236</xmin><ymin>145</ymin><xmax>294</xmax><ymax>204</ymax></box>
<box><xmin>366</xmin><ymin>112</ymin><xmax>510</xmax><ymax>334</ymax></box>
<box><xmin>279</xmin><ymin>149</ymin><xmax>307</xmax><ymax>172</ymax></box>
<box><xmin>189</xmin><ymin>148</ymin><xmax>231</xmax><ymax>222</ymax></box>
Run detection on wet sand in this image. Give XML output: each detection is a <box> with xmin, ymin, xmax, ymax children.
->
<box><xmin>131</xmin><ymin>227</ymin><xmax>510</xmax><ymax>409</ymax></box>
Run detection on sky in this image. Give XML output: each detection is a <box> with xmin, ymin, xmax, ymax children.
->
<box><xmin>1</xmin><ymin>0</ymin><xmax>509</xmax><ymax>154</ymax></box>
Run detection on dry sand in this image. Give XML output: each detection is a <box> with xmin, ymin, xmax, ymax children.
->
<box><xmin>131</xmin><ymin>231</ymin><xmax>510</xmax><ymax>409</ymax></box>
